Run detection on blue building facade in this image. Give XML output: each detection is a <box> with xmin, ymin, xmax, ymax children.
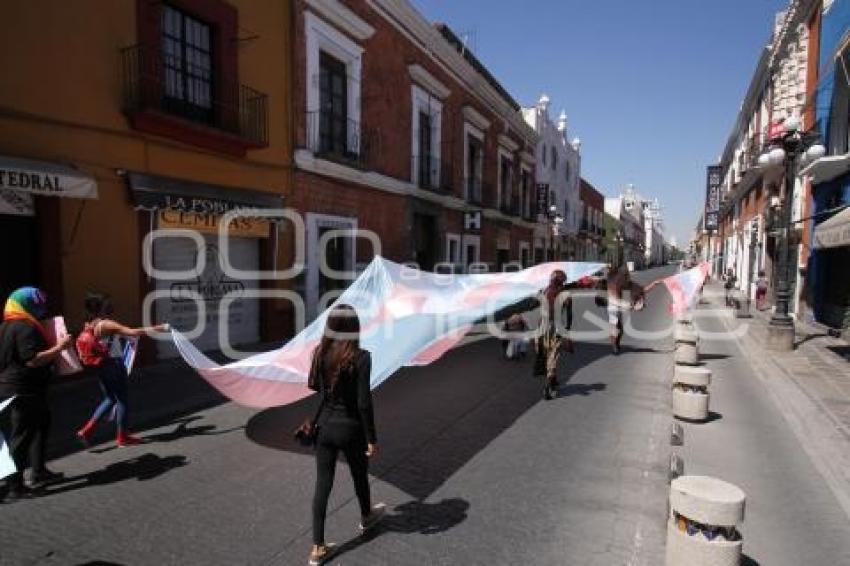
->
<box><xmin>809</xmin><ymin>0</ymin><xmax>850</xmax><ymax>330</ymax></box>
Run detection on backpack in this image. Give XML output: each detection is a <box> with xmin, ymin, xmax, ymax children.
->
<box><xmin>76</xmin><ymin>322</ymin><xmax>109</xmax><ymax>368</ymax></box>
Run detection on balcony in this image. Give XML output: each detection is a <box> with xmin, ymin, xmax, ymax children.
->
<box><xmin>465</xmin><ymin>176</ymin><xmax>483</xmax><ymax>205</ymax></box>
<box><xmin>499</xmin><ymin>198</ymin><xmax>520</xmax><ymax>217</ymax></box>
<box><xmin>412</xmin><ymin>155</ymin><xmax>453</xmax><ymax>193</ymax></box>
<box><xmin>302</xmin><ymin>111</ymin><xmax>377</xmax><ymax>169</ymax></box>
<box><xmin>121</xmin><ymin>44</ymin><xmax>268</xmax><ymax>153</ymax></box>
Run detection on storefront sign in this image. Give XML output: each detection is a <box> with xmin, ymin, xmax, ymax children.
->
<box><xmin>158</xmin><ymin>209</ymin><xmax>270</xmax><ymax>238</ymax></box>
<box><xmin>0</xmin><ymin>155</ymin><xmax>98</xmax><ymax>199</ymax></box>
<box><xmin>464</xmin><ymin>210</ymin><xmax>481</xmax><ymax>232</ymax></box>
<box><xmin>705</xmin><ymin>165</ymin><xmax>721</xmax><ymax>231</ymax></box>
<box><xmin>0</xmin><ymin>189</ymin><xmax>34</xmax><ymax>216</ymax></box>
<box><xmin>536</xmin><ymin>183</ymin><xmax>549</xmax><ymax>218</ymax></box>
<box><xmin>814</xmin><ymin>206</ymin><xmax>850</xmax><ymax>249</ymax></box>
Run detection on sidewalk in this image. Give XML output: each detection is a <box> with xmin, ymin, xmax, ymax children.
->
<box><xmin>704</xmin><ymin>280</ymin><xmax>850</xmax><ymax>518</ymax></box>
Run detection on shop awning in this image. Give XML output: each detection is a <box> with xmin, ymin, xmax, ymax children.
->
<box><xmin>0</xmin><ymin>154</ymin><xmax>98</xmax><ymax>199</ymax></box>
<box><xmin>127</xmin><ymin>172</ymin><xmax>283</xmax><ymax>211</ymax></box>
<box><xmin>800</xmin><ymin>152</ymin><xmax>850</xmax><ymax>185</ymax></box>
<box><xmin>814</xmin><ymin>206</ymin><xmax>850</xmax><ymax>249</ymax></box>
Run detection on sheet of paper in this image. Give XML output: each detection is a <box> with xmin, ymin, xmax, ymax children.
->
<box><xmin>45</xmin><ymin>316</ymin><xmax>83</xmax><ymax>376</ymax></box>
<box><xmin>0</xmin><ymin>397</ymin><xmax>17</xmax><ymax>479</ymax></box>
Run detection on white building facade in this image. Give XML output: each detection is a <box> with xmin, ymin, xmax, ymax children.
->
<box><xmin>522</xmin><ymin>94</ymin><xmax>582</xmax><ymax>260</ymax></box>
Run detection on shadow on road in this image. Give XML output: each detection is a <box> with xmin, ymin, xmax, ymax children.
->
<box><xmin>38</xmin><ymin>453</ymin><xmax>187</xmax><ymax>497</ymax></box>
<box><xmin>557</xmin><ymin>382</ymin><xmax>606</xmax><ymax>397</ymax></box>
<box><xmin>330</xmin><ymin>497</ymin><xmax>470</xmax><ymax>562</ymax></box>
<box><xmin>245</xmin><ymin>338</ymin><xmax>622</xmax><ymax>500</ymax></box>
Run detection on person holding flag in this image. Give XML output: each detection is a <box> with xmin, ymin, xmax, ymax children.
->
<box><xmin>0</xmin><ymin>287</ymin><xmax>72</xmax><ymax>501</ymax></box>
<box><xmin>533</xmin><ymin>269</ymin><xmax>574</xmax><ymax>400</ymax></box>
<box><xmin>75</xmin><ymin>293</ymin><xmax>167</xmax><ymax>448</ymax></box>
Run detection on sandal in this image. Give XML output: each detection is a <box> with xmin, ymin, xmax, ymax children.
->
<box><xmin>359</xmin><ymin>502</ymin><xmax>387</xmax><ymax>532</ymax></box>
<box><xmin>308</xmin><ymin>543</ymin><xmax>337</xmax><ymax>565</ymax></box>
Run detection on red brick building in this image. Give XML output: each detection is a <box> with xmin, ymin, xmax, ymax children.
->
<box><xmin>578</xmin><ymin>178</ymin><xmax>605</xmax><ymax>261</ymax></box>
<box><xmin>291</xmin><ymin>0</ymin><xmax>539</xmax><ymax>318</ymax></box>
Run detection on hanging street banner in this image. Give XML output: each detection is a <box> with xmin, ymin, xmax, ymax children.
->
<box><xmin>705</xmin><ymin>165</ymin><xmax>721</xmax><ymax>231</ymax></box>
<box><xmin>536</xmin><ymin>183</ymin><xmax>549</xmax><ymax>219</ymax></box>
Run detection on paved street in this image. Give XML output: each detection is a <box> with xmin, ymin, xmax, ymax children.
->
<box><xmin>1</xmin><ymin>266</ymin><xmax>850</xmax><ymax>565</ymax></box>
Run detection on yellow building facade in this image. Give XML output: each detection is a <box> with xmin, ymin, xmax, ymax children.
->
<box><xmin>0</xmin><ymin>0</ymin><xmax>294</xmax><ymax>359</ymax></box>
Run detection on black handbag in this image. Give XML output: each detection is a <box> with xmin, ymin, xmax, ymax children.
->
<box><xmin>294</xmin><ymin>355</ymin><xmax>327</xmax><ymax>447</ymax></box>
<box><xmin>294</xmin><ymin>394</ymin><xmax>326</xmax><ymax>447</ymax></box>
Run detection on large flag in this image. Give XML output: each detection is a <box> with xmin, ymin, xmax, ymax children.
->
<box><xmin>173</xmin><ymin>256</ymin><xmax>605</xmax><ymax>409</ymax></box>
<box><xmin>661</xmin><ymin>262</ymin><xmax>710</xmax><ymax>315</ymax></box>
<box><xmin>0</xmin><ymin>396</ymin><xmax>16</xmax><ymax>479</ymax></box>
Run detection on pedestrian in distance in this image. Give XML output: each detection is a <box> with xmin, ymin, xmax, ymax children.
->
<box><xmin>503</xmin><ymin>313</ymin><xmax>529</xmax><ymax>360</ymax></box>
<box><xmin>723</xmin><ymin>267</ymin><xmax>737</xmax><ymax>307</ymax></box>
<box><xmin>533</xmin><ymin>269</ymin><xmax>574</xmax><ymax>400</ymax></box>
<box><xmin>307</xmin><ymin>304</ymin><xmax>385</xmax><ymax>566</ymax></box>
<box><xmin>0</xmin><ymin>287</ymin><xmax>72</xmax><ymax>501</ymax></box>
<box><xmin>75</xmin><ymin>292</ymin><xmax>168</xmax><ymax>448</ymax></box>
<box><xmin>755</xmin><ymin>270</ymin><xmax>768</xmax><ymax>311</ymax></box>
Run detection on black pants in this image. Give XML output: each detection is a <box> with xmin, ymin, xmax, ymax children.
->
<box><xmin>5</xmin><ymin>394</ymin><xmax>51</xmax><ymax>488</ymax></box>
<box><xmin>312</xmin><ymin>415</ymin><xmax>371</xmax><ymax>545</ymax></box>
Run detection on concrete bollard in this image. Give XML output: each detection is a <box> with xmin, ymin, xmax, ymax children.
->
<box><xmin>675</xmin><ymin>325</ymin><xmax>699</xmax><ymax>344</ymax></box>
<box><xmin>665</xmin><ymin>475</ymin><xmax>745</xmax><ymax>566</ymax></box>
<box><xmin>674</xmin><ymin>342</ymin><xmax>699</xmax><ymax>365</ymax></box>
<box><xmin>672</xmin><ymin>365</ymin><xmax>711</xmax><ymax>421</ymax></box>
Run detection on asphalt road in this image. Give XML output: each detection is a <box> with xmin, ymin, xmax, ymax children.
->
<box><xmin>3</xmin><ymin>265</ymin><xmax>847</xmax><ymax>565</ymax></box>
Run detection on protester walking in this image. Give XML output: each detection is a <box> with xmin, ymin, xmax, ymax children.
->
<box><xmin>0</xmin><ymin>287</ymin><xmax>71</xmax><ymax>501</ymax></box>
<box><xmin>306</xmin><ymin>304</ymin><xmax>385</xmax><ymax>565</ymax></box>
<box><xmin>75</xmin><ymin>293</ymin><xmax>167</xmax><ymax>448</ymax></box>
<box><xmin>534</xmin><ymin>270</ymin><xmax>573</xmax><ymax>400</ymax></box>
<box><xmin>723</xmin><ymin>267</ymin><xmax>737</xmax><ymax>307</ymax></box>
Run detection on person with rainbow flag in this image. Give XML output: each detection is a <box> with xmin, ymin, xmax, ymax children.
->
<box><xmin>0</xmin><ymin>287</ymin><xmax>73</xmax><ymax>501</ymax></box>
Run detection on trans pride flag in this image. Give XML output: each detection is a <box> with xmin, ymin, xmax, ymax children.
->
<box><xmin>661</xmin><ymin>262</ymin><xmax>710</xmax><ymax>315</ymax></box>
<box><xmin>173</xmin><ymin>256</ymin><xmax>605</xmax><ymax>409</ymax></box>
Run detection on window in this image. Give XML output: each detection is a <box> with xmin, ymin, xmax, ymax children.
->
<box><xmin>542</xmin><ymin>144</ymin><xmax>547</xmax><ymax>166</ymax></box>
<box><xmin>499</xmin><ymin>154</ymin><xmax>513</xmax><ymax>210</ymax></box>
<box><xmin>521</xmin><ymin>168</ymin><xmax>530</xmax><ymax>217</ymax></box>
<box><xmin>411</xmin><ymin>85</ymin><xmax>442</xmax><ymax>188</ymax></box>
<box><xmin>318</xmin><ymin>52</ymin><xmax>349</xmax><ymax>156</ymax></box>
<box><xmin>161</xmin><ymin>5</ymin><xmax>213</xmax><ymax>124</ymax></box>
<box><xmin>419</xmin><ymin>111</ymin><xmax>433</xmax><ymax>188</ymax></box>
<box><xmin>466</xmin><ymin>132</ymin><xmax>483</xmax><ymax>203</ymax></box>
<box><xmin>446</xmin><ymin>234</ymin><xmax>461</xmax><ymax>264</ymax></box>
<box><xmin>551</xmin><ymin>147</ymin><xmax>557</xmax><ymax>170</ymax></box>
<box><xmin>565</xmin><ymin>160</ymin><xmax>571</xmax><ymax>183</ymax></box>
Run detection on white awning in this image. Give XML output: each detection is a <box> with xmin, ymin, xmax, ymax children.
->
<box><xmin>814</xmin><ymin>206</ymin><xmax>850</xmax><ymax>249</ymax></box>
<box><xmin>800</xmin><ymin>152</ymin><xmax>850</xmax><ymax>184</ymax></box>
<box><xmin>0</xmin><ymin>155</ymin><xmax>97</xmax><ymax>199</ymax></box>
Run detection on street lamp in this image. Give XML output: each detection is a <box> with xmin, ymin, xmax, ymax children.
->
<box><xmin>547</xmin><ymin>204</ymin><xmax>563</xmax><ymax>261</ymax></box>
<box><xmin>756</xmin><ymin>118</ymin><xmax>826</xmax><ymax>350</ymax></box>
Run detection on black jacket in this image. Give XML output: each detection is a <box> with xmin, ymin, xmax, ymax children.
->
<box><xmin>0</xmin><ymin>320</ymin><xmax>51</xmax><ymax>397</ymax></box>
<box><xmin>309</xmin><ymin>348</ymin><xmax>376</xmax><ymax>444</ymax></box>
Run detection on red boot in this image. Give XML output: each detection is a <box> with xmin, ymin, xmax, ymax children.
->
<box><xmin>116</xmin><ymin>431</ymin><xmax>143</xmax><ymax>447</ymax></box>
<box><xmin>76</xmin><ymin>420</ymin><xmax>97</xmax><ymax>446</ymax></box>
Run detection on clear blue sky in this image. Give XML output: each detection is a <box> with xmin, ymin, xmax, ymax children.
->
<box><xmin>411</xmin><ymin>0</ymin><xmax>789</xmax><ymax>247</ymax></box>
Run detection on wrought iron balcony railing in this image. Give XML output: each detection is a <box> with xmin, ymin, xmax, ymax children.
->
<box><xmin>303</xmin><ymin>111</ymin><xmax>377</xmax><ymax>169</ymax></box>
<box><xmin>121</xmin><ymin>44</ymin><xmax>268</xmax><ymax>146</ymax></box>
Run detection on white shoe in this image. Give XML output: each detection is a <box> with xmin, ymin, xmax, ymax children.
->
<box><xmin>308</xmin><ymin>543</ymin><xmax>337</xmax><ymax>565</ymax></box>
<box><xmin>359</xmin><ymin>502</ymin><xmax>387</xmax><ymax>532</ymax></box>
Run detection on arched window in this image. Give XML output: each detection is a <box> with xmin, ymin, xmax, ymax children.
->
<box><xmin>551</xmin><ymin>147</ymin><xmax>557</xmax><ymax>170</ymax></box>
<box><xmin>542</xmin><ymin>144</ymin><xmax>547</xmax><ymax>166</ymax></box>
<box><xmin>564</xmin><ymin>160</ymin><xmax>571</xmax><ymax>183</ymax></box>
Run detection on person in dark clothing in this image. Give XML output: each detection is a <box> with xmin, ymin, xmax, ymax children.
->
<box><xmin>0</xmin><ymin>287</ymin><xmax>72</xmax><ymax>501</ymax></box>
<box><xmin>308</xmin><ymin>304</ymin><xmax>385</xmax><ymax>566</ymax></box>
<box><xmin>534</xmin><ymin>270</ymin><xmax>574</xmax><ymax>400</ymax></box>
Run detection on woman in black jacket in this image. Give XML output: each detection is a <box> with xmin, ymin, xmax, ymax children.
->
<box><xmin>308</xmin><ymin>304</ymin><xmax>384</xmax><ymax>565</ymax></box>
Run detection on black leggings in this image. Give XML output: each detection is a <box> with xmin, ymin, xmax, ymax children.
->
<box><xmin>312</xmin><ymin>416</ymin><xmax>371</xmax><ymax>545</ymax></box>
<box><xmin>6</xmin><ymin>394</ymin><xmax>51</xmax><ymax>487</ymax></box>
